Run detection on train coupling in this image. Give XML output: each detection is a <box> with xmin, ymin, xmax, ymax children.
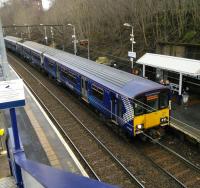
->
<box><xmin>148</xmin><ymin>127</ymin><xmax>165</xmax><ymax>140</ymax></box>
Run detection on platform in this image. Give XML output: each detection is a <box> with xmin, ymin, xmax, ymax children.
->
<box><xmin>0</xmin><ymin>177</ymin><xmax>16</xmax><ymax>188</ymax></box>
<box><xmin>170</xmin><ymin>95</ymin><xmax>200</xmax><ymax>143</ymax></box>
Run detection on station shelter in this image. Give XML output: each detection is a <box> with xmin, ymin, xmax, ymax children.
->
<box><xmin>136</xmin><ymin>53</ymin><xmax>200</xmax><ymax>98</ymax></box>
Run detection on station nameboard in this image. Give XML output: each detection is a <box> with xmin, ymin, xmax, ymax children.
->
<box><xmin>128</xmin><ymin>51</ymin><xmax>136</xmax><ymax>58</ymax></box>
<box><xmin>0</xmin><ymin>79</ymin><xmax>25</xmax><ymax>109</ymax></box>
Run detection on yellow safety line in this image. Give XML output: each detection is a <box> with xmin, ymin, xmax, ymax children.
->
<box><xmin>24</xmin><ymin>105</ymin><xmax>62</xmax><ymax>169</ymax></box>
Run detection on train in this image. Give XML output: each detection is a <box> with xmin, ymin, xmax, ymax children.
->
<box><xmin>4</xmin><ymin>36</ymin><xmax>170</xmax><ymax>137</ymax></box>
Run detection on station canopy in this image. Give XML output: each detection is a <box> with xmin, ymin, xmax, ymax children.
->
<box><xmin>136</xmin><ymin>53</ymin><xmax>200</xmax><ymax>76</ymax></box>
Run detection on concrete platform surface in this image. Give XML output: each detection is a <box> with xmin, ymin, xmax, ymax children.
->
<box><xmin>0</xmin><ymin>177</ymin><xmax>16</xmax><ymax>188</ymax></box>
<box><xmin>171</xmin><ymin>95</ymin><xmax>200</xmax><ymax>143</ymax></box>
<box><xmin>0</xmin><ymin>154</ymin><xmax>10</xmax><ymax>179</ymax></box>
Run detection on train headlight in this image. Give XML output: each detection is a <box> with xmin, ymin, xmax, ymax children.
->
<box><xmin>136</xmin><ymin>124</ymin><xmax>143</xmax><ymax>129</ymax></box>
<box><xmin>160</xmin><ymin>117</ymin><xmax>168</xmax><ymax>123</ymax></box>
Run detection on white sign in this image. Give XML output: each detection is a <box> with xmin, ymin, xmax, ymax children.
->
<box><xmin>0</xmin><ymin>79</ymin><xmax>25</xmax><ymax>109</ymax></box>
<box><xmin>128</xmin><ymin>51</ymin><xmax>136</xmax><ymax>58</ymax></box>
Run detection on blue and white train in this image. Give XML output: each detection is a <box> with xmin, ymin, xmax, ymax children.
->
<box><xmin>4</xmin><ymin>36</ymin><xmax>170</xmax><ymax>137</ymax></box>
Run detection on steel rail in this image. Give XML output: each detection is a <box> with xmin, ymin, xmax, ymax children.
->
<box><xmin>142</xmin><ymin>132</ymin><xmax>200</xmax><ymax>187</ymax></box>
<box><xmin>141</xmin><ymin>153</ymin><xmax>187</xmax><ymax>188</ymax></box>
<box><xmin>142</xmin><ymin>132</ymin><xmax>200</xmax><ymax>172</ymax></box>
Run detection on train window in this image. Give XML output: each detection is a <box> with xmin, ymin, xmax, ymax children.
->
<box><xmin>61</xmin><ymin>69</ymin><xmax>77</xmax><ymax>84</ymax></box>
<box><xmin>133</xmin><ymin>98</ymin><xmax>144</xmax><ymax>116</ymax></box>
<box><xmin>146</xmin><ymin>95</ymin><xmax>158</xmax><ymax>113</ymax></box>
<box><xmin>160</xmin><ymin>92</ymin><xmax>168</xmax><ymax>109</ymax></box>
<box><xmin>85</xmin><ymin>81</ymin><xmax>88</xmax><ymax>90</ymax></box>
<box><xmin>48</xmin><ymin>62</ymin><xmax>54</xmax><ymax>68</ymax></box>
<box><xmin>92</xmin><ymin>85</ymin><xmax>104</xmax><ymax>101</ymax></box>
<box><xmin>81</xmin><ymin>79</ymin><xmax>84</xmax><ymax>88</ymax></box>
<box><xmin>118</xmin><ymin>100</ymin><xmax>123</xmax><ymax>117</ymax></box>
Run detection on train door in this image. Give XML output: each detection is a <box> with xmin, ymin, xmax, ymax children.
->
<box><xmin>56</xmin><ymin>64</ymin><xmax>60</xmax><ymax>82</ymax></box>
<box><xmin>111</xmin><ymin>94</ymin><xmax>117</xmax><ymax>122</ymax></box>
<box><xmin>81</xmin><ymin>77</ymin><xmax>88</xmax><ymax>102</ymax></box>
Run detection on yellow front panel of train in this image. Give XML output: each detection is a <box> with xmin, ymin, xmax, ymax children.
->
<box><xmin>134</xmin><ymin>108</ymin><xmax>169</xmax><ymax>135</ymax></box>
<box><xmin>145</xmin><ymin>111</ymin><xmax>160</xmax><ymax>128</ymax></box>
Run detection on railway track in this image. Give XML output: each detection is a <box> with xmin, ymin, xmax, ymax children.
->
<box><xmin>140</xmin><ymin>133</ymin><xmax>200</xmax><ymax>188</ymax></box>
<box><xmin>8</xmin><ymin>53</ymin><xmax>200</xmax><ymax>188</ymax></box>
<box><xmin>8</xmin><ymin>54</ymin><xmax>143</xmax><ymax>188</ymax></box>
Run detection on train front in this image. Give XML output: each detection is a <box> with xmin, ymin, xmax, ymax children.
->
<box><xmin>132</xmin><ymin>89</ymin><xmax>170</xmax><ymax>136</ymax></box>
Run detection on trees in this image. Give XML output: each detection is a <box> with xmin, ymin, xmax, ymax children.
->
<box><xmin>1</xmin><ymin>0</ymin><xmax>200</xmax><ymax>56</ymax></box>
<box><xmin>0</xmin><ymin>0</ymin><xmax>42</xmax><ymax>25</ymax></box>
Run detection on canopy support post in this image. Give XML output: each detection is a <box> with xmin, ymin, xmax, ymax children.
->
<box><xmin>143</xmin><ymin>65</ymin><xmax>145</xmax><ymax>77</ymax></box>
<box><xmin>179</xmin><ymin>73</ymin><xmax>183</xmax><ymax>96</ymax></box>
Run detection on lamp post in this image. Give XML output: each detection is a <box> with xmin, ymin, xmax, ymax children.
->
<box><xmin>68</xmin><ymin>23</ymin><xmax>77</xmax><ymax>55</ymax></box>
<box><xmin>2</xmin><ymin>27</ymin><xmax>5</xmax><ymax>37</ymax></box>
<box><xmin>27</xmin><ymin>25</ymin><xmax>31</xmax><ymax>39</ymax></box>
<box><xmin>13</xmin><ymin>24</ymin><xmax>17</xmax><ymax>36</ymax></box>
<box><xmin>40</xmin><ymin>24</ymin><xmax>48</xmax><ymax>45</ymax></box>
<box><xmin>62</xmin><ymin>25</ymin><xmax>65</xmax><ymax>50</ymax></box>
<box><xmin>20</xmin><ymin>32</ymin><xmax>23</xmax><ymax>40</ymax></box>
<box><xmin>123</xmin><ymin>23</ymin><xmax>136</xmax><ymax>72</ymax></box>
<box><xmin>24</xmin><ymin>24</ymin><xmax>31</xmax><ymax>39</ymax></box>
<box><xmin>50</xmin><ymin>26</ymin><xmax>55</xmax><ymax>48</ymax></box>
<box><xmin>88</xmin><ymin>39</ymin><xmax>90</xmax><ymax>59</ymax></box>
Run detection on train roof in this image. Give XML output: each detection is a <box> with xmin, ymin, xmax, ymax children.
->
<box><xmin>4</xmin><ymin>36</ymin><xmax>22</xmax><ymax>43</ymax></box>
<box><xmin>43</xmin><ymin>48</ymin><xmax>167</xmax><ymax>98</ymax></box>
<box><xmin>14</xmin><ymin>40</ymin><xmax>167</xmax><ymax>98</ymax></box>
<box><xmin>22</xmin><ymin>41</ymin><xmax>48</xmax><ymax>54</ymax></box>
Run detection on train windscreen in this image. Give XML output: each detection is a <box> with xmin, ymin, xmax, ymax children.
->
<box><xmin>159</xmin><ymin>92</ymin><xmax>168</xmax><ymax>109</ymax></box>
<box><xmin>133</xmin><ymin>97</ymin><xmax>144</xmax><ymax>116</ymax></box>
<box><xmin>146</xmin><ymin>95</ymin><xmax>159</xmax><ymax>113</ymax></box>
<box><xmin>133</xmin><ymin>91</ymin><xmax>169</xmax><ymax>116</ymax></box>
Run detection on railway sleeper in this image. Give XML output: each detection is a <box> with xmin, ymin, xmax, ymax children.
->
<box><xmin>90</xmin><ymin>156</ymin><xmax>111</xmax><ymax>166</ymax></box>
<box><xmin>85</xmin><ymin>150</ymin><xmax>103</xmax><ymax>159</ymax></box>
<box><xmin>185</xmin><ymin>177</ymin><xmax>200</xmax><ymax>187</ymax></box>
<box><xmin>165</xmin><ymin>162</ymin><xmax>181</xmax><ymax>171</ymax></box>
<box><xmin>174</xmin><ymin>169</ymin><xmax>190</xmax><ymax>178</ymax></box>
<box><xmin>146</xmin><ymin>149</ymin><xmax>163</xmax><ymax>158</ymax></box>
<box><xmin>154</xmin><ymin>155</ymin><xmax>172</xmax><ymax>163</ymax></box>
<box><xmin>96</xmin><ymin>163</ymin><xmax>116</xmax><ymax>173</ymax></box>
<box><xmin>171</xmin><ymin>165</ymin><xmax>190</xmax><ymax>177</ymax></box>
<box><xmin>103</xmin><ymin>171</ymin><xmax>129</xmax><ymax>183</ymax></box>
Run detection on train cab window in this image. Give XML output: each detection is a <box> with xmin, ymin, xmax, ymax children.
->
<box><xmin>146</xmin><ymin>95</ymin><xmax>159</xmax><ymax>113</ymax></box>
<box><xmin>159</xmin><ymin>92</ymin><xmax>168</xmax><ymax>109</ymax></box>
<box><xmin>92</xmin><ymin>85</ymin><xmax>104</xmax><ymax>101</ymax></box>
<box><xmin>133</xmin><ymin>98</ymin><xmax>144</xmax><ymax>116</ymax></box>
